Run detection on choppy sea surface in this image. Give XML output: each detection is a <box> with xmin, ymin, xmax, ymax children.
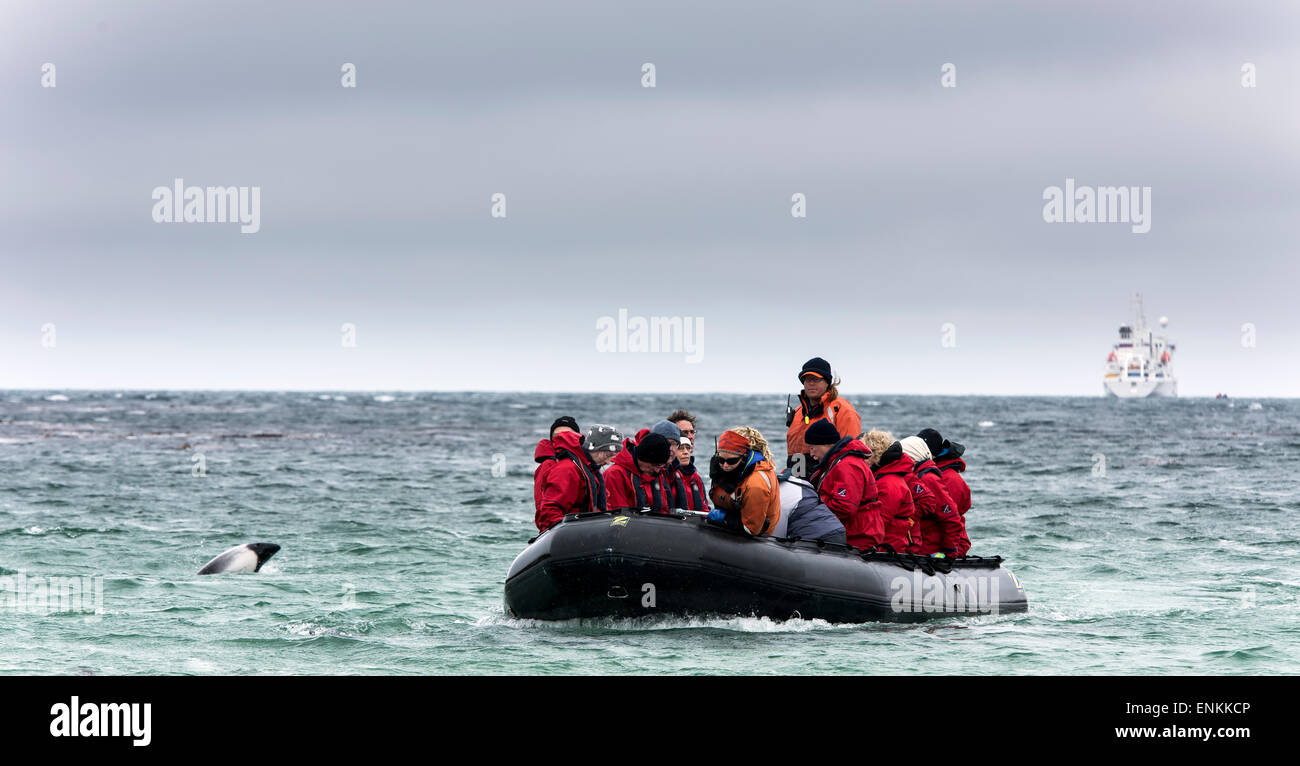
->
<box><xmin>0</xmin><ymin>391</ymin><xmax>1296</xmax><ymax>675</ymax></box>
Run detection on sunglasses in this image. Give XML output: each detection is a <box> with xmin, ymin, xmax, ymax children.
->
<box><xmin>718</xmin><ymin>455</ymin><xmax>743</xmax><ymax>466</ymax></box>
<box><xmin>680</xmin><ymin>429</ymin><xmax>696</xmax><ymax>436</ymax></box>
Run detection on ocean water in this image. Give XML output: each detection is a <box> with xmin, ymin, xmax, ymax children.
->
<box><xmin>0</xmin><ymin>391</ymin><xmax>1296</xmax><ymax>675</ymax></box>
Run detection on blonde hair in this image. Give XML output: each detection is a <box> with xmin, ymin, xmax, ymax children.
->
<box><xmin>860</xmin><ymin>429</ymin><xmax>895</xmax><ymax>466</ymax></box>
<box><xmin>729</xmin><ymin>426</ymin><xmax>773</xmax><ymax>463</ymax></box>
<box><xmin>826</xmin><ymin>375</ymin><xmax>842</xmax><ymax>402</ymax></box>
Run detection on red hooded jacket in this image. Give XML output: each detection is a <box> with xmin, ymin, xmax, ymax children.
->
<box><xmin>536</xmin><ymin>431</ymin><xmax>606</xmax><ymax>532</ymax></box>
<box><xmin>871</xmin><ymin>443</ymin><xmax>918</xmax><ymax>553</ymax></box>
<box><xmin>603</xmin><ymin>439</ymin><xmax>672</xmax><ymax>512</ymax></box>
<box><xmin>809</xmin><ymin>437</ymin><xmax>883</xmax><ymax>550</ymax></box>
<box><xmin>533</xmin><ymin>438</ymin><xmax>556</xmax><ymax>512</ymax></box>
<box><xmin>934</xmin><ymin>455</ymin><xmax>971</xmax><ymax>516</ymax></box>
<box><xmin>908</xmin><ymin>459</ymin><xmax>970</xmax><ymax>556</ymax></box>
<box><xmin>667</xmin><ymin>459</ymin><xmax>709</xmax><ymax>511</ymax></box>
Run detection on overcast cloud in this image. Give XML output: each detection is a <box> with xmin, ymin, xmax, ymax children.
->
<box><xmin>2</xmin><ymin>1</ymin><xmax>1297</xmax><ymax>395</ymax></box>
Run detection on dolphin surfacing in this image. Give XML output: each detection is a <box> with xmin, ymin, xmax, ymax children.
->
<box><xmin>197</xmin><ymin>542</ymin><xmax>281</xmax><ymax>575</ymax></box>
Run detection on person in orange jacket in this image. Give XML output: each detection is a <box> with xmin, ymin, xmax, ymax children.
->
<box><xmin>707</xmin><ymin>428</ymin><xmax>781</xmax><ymax>536</ymax></box>
<box><xmin>785</xmin><ymin>357</ymin><xmax>862</xmax><ymax>473</ymax></box>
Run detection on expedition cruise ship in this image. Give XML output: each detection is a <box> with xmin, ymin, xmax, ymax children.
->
<box><xmin>1103</xmin><ymin>294</ymin><xmax>1177</xmax><ymax>398</ymax></box>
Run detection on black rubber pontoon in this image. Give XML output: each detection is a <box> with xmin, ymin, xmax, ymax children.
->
<box><xmin>505</xmin><ymin>511</ymin><xmax>1028</xmax><ymax>623</ymax></box>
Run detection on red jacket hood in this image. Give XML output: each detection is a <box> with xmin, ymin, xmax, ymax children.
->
<box><xmin>935</xmin><ymin>455</ymin><xmax>966</xmax><ymax>472</ymax></box>
<box><xmin>820</xmin><ymin>436</ymin><xmax>870</xmax><ymax>460</ymax></box>
<box><xmin>874</xmin><ymin>445</ymin><xmax>915</xmax><ymax>477</ymax></box>
<box><xmin>550</xmin><ymin>430</ymin><xmax>586</xmax><ymax>457</ymax></box>
<box><xmin>534</xmin><ymin>438</ymin><xmax>555</xmax><ymax>464</ymax></box>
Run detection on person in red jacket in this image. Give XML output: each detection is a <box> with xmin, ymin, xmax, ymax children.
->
<box><xmin>603</xmin><ymin>433</ymin><xmax>673</xmax><ymax>512</ymax></box>
<box><xmin>534</xmin><ymin>416</ymin><xmax>579</xmax><ymax>513</ymax></box>
<box><xmin>917</xmin><ymin>428</ymin><xmax>971</xmax><ymax>516</ymax></box>
<box><xmin>805</xmin><ymin>420</ymin><xmax>882</xmax><ymax>551</ymax></box>
<box><xmin>646</xmin><ymin>419</ymin><xmax>706</xmax><ymax>511</ymax></box>
<box><xmin>673</xmin><ymin>437</ymin><xmax>710</xmax><ymax>511</ymax></box>
<box><xmin>861</xmin><ymin>430</ymin><xmax>917</xmax><ymax>554</ymax></box>
<box><xmin>536</xmin><ymin>428</ymin><xmax>614</xmax><ymax>533</ymax></box>
<box><xmin>899</xmin><ymin>436</ymin><xmax>970</xmax><ymax>556</ymax></box>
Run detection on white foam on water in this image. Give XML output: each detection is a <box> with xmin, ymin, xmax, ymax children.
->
<box><xmin>979</xmin><ymin>420</ymin><xmax>995</xmax><ymax>427</ymax></box>
<box><xmin>45</xmin><ymin>394</ymin><xmax>69</xmax><ymax>402</ymax></box>
<box><xmin>373</xmin><ymin>395</ymin><xmax>395</xmax><ymax>403</ymax></box>
<box><xmin>482</xmin><ymin>612</ymin><xmax>862</xmax><ymax>633</ymax></box>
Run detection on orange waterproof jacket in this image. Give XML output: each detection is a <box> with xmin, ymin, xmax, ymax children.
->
<box><xmin>709</xmin><ymin>455</ymin><xmax>782</xmax><ymax>536</ymax></box>
<box><xmin>786</xmin><ymin>393</ymin><xmax>862</xmax><ymax>457</ymax></box>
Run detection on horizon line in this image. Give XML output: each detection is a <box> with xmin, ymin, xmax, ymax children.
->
<box><xmin>0</xmin><ymin>387</ymin><xmax>1286</xmax><ymax>400</ymax></box>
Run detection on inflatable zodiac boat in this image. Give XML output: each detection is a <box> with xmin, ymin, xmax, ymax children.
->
<box><xmin>505</xmin><ymin>510</ymin><xmax>1028</xmax><ymax>623</ymax></box>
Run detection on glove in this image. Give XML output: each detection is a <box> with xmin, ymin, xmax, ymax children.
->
<box><xmin>707</xmin><ymin>508</ymin><xmax>727</xmax><ymax>523</ymax></box>
<box><xmin>931</xmin><ymin>552</ymin><xmax>947</xmax><ymax>559</ymax></box>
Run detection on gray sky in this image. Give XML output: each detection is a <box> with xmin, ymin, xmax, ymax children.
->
<box><xmin>3</xmin><ymin>1</ymin><xmax>1297</xmax><ymax>395</ymax></box>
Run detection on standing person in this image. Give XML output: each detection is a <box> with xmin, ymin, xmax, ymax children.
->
<box><xmin>917</xmin><ymin>428</ymin><xmax>971</xmax><ymax>516</ymax></box>
<box><xmin>707</xmin><ymin>428</ymin><xmax>781</xmax><ymax>536</ymax></box>
<box><xmin>535</xmin><ymin>425</ymin><xmax>622</xmax><ymax>533</ymax></box>
<box><xmin>785</xmin><ymin>357</ymin><xmax>862</xmax><ymax>472</ymax></box>
<box><xmin>899</xmin><ymin>436</ymin><xmax>970</xmax><ymax>557</ymax></box>
<box><xmin>534</xmin><ymin>416</ymin><xmax>580</xmax><ymax>514</ymax></box>
<box><xmin>804</xmin><ymin>420</ymin><xmax>882</xmax><ymax>551</ymax></box>
<box><xmin>603</xmin><ymin>433</ymin><xmax>674</xmax><ymax>512</ymax></box>
<box><xmin>860</xmin><ymin>429</ymin><xmax>916</xmax><ymax>553</ymax></box>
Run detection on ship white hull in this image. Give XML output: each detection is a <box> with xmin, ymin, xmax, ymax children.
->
<box><xmin>1104</xmin><ymin>377</ymin><xmax>1177</xmax><ymax>398</ymax></box>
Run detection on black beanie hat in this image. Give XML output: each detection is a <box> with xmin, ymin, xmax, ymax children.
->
<box><xmin>550</xmin><ymin>416</ymin><xmax>580</xmax><ymax>438</ymax></box>
<box><xmin>799</xmin><ymin>357</ymin><xmax>833</xmax><ymax>383</ymax></box>
<box><xmin>805</xmin><ymin>419</ymin><xmax>841</xmax><ymax>446</ymax></box>
<box><xmin>636</xmin><ymin>433</ymin><xmax>671</xmax><ymax>465</ymax></box>
<box><xmin>916</xmin><ymin>428</ymin><xmax>945</xmax><ymax>456</ymax></box>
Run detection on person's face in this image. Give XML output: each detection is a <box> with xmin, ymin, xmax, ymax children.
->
<box><xmin>637</xmin><ymin>459</ymin><xmax>666</xmax><ymax>474</ymax></box>
<box><xmin>808</xmin><ymin>443</ymin><xmax>832</xmax><ymax>462</ymax></box>
<box><xmin>552</xmin><ymin>426</ymin><xmax>577</xmax><ymax>439</ymax></box>
<box><xmin>667</xmin><ymin>441</ymin><xmax>682</xmax><ymax>464</ymax></box>
<box><xmin>590</xmin><ymin>449</ymin><xmax>616</xmax><ymax>466</ymax></box>
<box><xmin>717</xmin><ymin>450</ymin><xmax>743</xmax><ymax>472</ymax></box>
<box><xmin>802</xmin><ymin>375</ymin><xmax>828</xmax><ymax>399</ymax></box>
<box><xmin>674</xmin><ymin>420</ymin><xmax>696</xmax><ymax>444</ymax></box>
<box><xmin>677</xmin><ymin>441</ymin><xmax>693</xmax><ymax>465</ymax></box>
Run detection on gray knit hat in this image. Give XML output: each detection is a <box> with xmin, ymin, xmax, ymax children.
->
<box><xmin>584</xmin><ymin>424</ymin><xmax>623</xmax><ymax>454</ymax></box>
<box><xmin>649</xmin><ymin>419</ymin><xmax>683</xmax><ymax>443</ymax></box>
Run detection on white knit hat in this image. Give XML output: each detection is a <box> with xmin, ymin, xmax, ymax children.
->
<box><xmin>899</xmin><ymin>435</ymin><xmax>932</xmax><ymax>463</ymax></box>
